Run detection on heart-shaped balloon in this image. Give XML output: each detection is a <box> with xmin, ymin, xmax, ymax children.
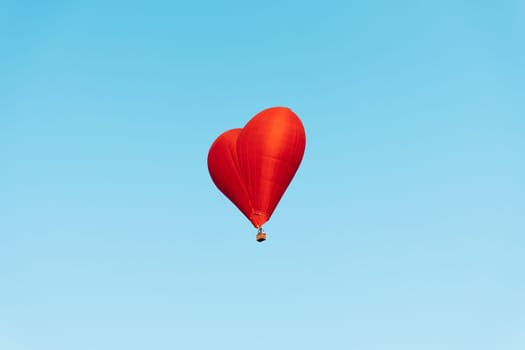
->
<box><xmin>208</xmin><ymin>107</ymin><xmax>306</xmax><ymax>232</ymax></box>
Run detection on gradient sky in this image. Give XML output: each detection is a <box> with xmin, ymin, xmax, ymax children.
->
<box><xmin>1</xmin><ymin>1</ymin><xmax>524</xmax><ymax>349</ymax></box>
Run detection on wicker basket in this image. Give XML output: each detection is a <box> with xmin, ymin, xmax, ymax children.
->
<box><xmin>256</xmin><ymin>231</ymin><xmax>267</xmax><ymax>242</ymax></box>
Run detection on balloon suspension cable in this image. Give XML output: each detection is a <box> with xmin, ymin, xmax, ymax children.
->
<box><xmin>256</xmin><ymin>227</ymin><xmax>266</xmax><ymax>243</ymax></box>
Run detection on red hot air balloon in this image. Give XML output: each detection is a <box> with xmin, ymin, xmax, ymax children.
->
<box><xmin>207</xmin><ymin>107</ymin><xmax>306</xmax><ymax>242</ymax></box>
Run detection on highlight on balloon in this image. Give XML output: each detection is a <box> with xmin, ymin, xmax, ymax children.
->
<box><xmin>207</xmin><ymin>106</ymin><xmax>306</xmax><ymax>242</ymax></box>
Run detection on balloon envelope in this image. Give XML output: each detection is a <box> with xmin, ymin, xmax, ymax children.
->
<box><xmin>207</xmin><ymin>107</ymin><xmax>306</xmax><ymax>229</ymax></box>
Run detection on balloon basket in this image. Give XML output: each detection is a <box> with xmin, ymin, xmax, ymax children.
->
<box><xmin>256</xmin><ymin>230</ymin><xmax>266</xmax><ymax>242</ymax></box>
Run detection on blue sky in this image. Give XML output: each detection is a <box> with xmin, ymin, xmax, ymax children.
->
<box><xmin>1</xmin><ymin>1</ymin><xmax>524</xmax><ymax>349</ymax></box>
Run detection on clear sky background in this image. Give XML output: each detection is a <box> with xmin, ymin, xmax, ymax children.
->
<box><xmin>1</xmin><ymin>1</ymin><xmax>524</xmax><ymax>349</ymax></box>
